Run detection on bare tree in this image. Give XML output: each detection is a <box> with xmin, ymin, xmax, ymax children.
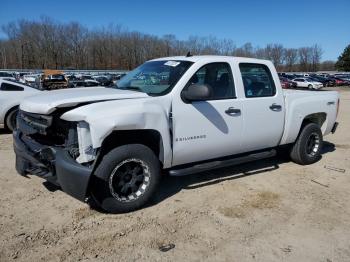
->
<box><xmin>311</xmin><ymin>44</ymin><xmax>323</xmax><ymax>71</ymax></box>
<box><xmin>264</xmin><ymin>44</ymin><xmax>284</xmax><ymax>70</ymax></box>
<box><xmin>284</xmin><ymin>48</ymin><xmax>298</xmax><ymax>72</ymax></box>
<box><xmin>320</xmin><ymin>60</ymin><xmax>335</xmax><ymax>71</ymax></box>
<box><xmin>298</xmin><ymin>47</ymin><xmax>313</xmax><ymax>71</ymax></box>
<box><xmin>0</xmin><ymin>18</ymin><xmax>327</xmax><ymax>71</ymax></box>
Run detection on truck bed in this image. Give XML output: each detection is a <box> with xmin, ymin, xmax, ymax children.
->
<box><xmin>280</xmin><ymin>89</ymin><xmax>339</xmax><ymax>145</ymax></box>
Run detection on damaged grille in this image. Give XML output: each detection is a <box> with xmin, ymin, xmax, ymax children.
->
<box><xmin>18</xmin><ymin>111</ymin><xmax>53</xmax><ymax>135</ymax></box>
<box><xmin>18</xmin><ymin>110</ymin><xmax>76</xmax><ymax>147</ymax></box>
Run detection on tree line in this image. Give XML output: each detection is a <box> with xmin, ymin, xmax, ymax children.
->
<box><xmin>0</xmin><ymin>18</ymin><xmax>335</xmax><ymax>71</ymax></box>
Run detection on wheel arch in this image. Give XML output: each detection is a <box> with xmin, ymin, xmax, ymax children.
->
<box><xmin>295</xmin><ymin>112</ymin><xmax>326</xmax><ymax>142</ymax></box>
<box><xmin>4</xmin><ymin>105</ymin><xmax>19</xmax><ymax>129</ymax></box>
<box><xmin>86</xmin><ymin>132</ymin><xmax>163</xmax><ymax>205</ymax></box>
<box><xmin>281</xmin><ymin>111</ymin><xmax>327</xmax><ymax>145</ymax></box>
<box><xmin>301</xmin><ymin>112</ymin><xmax>327</xmax><ymax>130</ymax></box>
<box><xmin>93</xmin><ymin>129</ymin><xmax>164</xmax><ymax>173</ymax></box>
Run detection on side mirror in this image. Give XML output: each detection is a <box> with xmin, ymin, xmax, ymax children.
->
<box><xmin>181</xmin><ymin>84</ymin><xmax>212</xmax><ymax>102</ymax></box>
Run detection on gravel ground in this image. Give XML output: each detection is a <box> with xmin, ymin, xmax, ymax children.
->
<box><xmin>0</xmin><ymin>88</ymin><xmax>349</xmax><ymax>262</ymax></box>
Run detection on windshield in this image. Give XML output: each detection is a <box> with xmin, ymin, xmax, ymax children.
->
<box><xmin>306</xmin><ymin>78</ymin><xmax>317</xmax><ymax>82</ymax></box>
<box><xmin>115</xmin><ymin>60</ymin><xmax>193</xmax><ymax>95</ymax></box>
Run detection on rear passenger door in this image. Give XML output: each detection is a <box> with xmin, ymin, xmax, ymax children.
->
<box><xmin>239</xmin><ymin>63</ymin><xmax>285</xmax><ymax>152</ymax></box>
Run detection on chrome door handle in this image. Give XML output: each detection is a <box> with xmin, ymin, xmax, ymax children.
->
<box><xmin>269</xmin><ymin>103</ymin><xmax>282</xmax><ymax>111</ymax></box>
<box><xmin>225</xmin><ymin>107</ymin><xmax>241</xmax><ymax>115</ymax></box>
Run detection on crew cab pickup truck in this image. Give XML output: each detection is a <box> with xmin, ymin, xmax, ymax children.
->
<box><xmin>14</xmin><ymin>56</ymin><xmax>339</xmax><ymax>213</ymax></box>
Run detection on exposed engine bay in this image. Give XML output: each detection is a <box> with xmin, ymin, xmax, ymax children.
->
<box><xmin>17</xmin><ymin>109</ymin><xmax>97</xmax><ymax>165</ymax></box>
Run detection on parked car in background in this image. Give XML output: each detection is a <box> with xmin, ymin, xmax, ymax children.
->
<box><xmin>116</xmin><ymin>73</ymin><xmax>127</xmax><ymax>80</ymax></box>
<box><xmin>81</xmin><ymin>74</ymin><xmax>94</xmax><ymax>80</ymax></box>
<box><xmin>329</xmin><ymin>76</ymin><xmax>349</xmax><ymax>86</ymax></box>
<box><xmin>94</xmin><ymin>76</ymin><xmax>114</xmax><ymax>86</ymax></box>
<box><xmin>292</xmin><ymin>77</ymin><xmax>323</xmax><ymax>89</ymax></box>
<box><xmin>40</xmin><ymin>70</ymin><xmax>69</xmax><ymax>90</ymax></box>
<box><xmin>309</xmin><ymin>75</ymin><xmax>335</xmax><ymax>87</ymax></box>
<box><xmin>20</xmin><ymin>74</ymin><xmax>40</xmax><ymax>86</ymax></box>
<box><xmin>279</xmin><ymin>77</ymin><xmax>290</xmax><ymax>89</ymax></box>
<box><xmin>279</xmin><ymin>76</ymin><xmax>297</xmax><ymax>89</ymax></box>
<box><xmin>336</xmin><ymin>74</ymin><xmax>350</xmax><ymax>82</ymax></box>
<box><xmin>71</xmin><ymin>79</ymin><xmax>101</xmax><ymax>88</ymax></box>
<box><xmin>84</xmin><ymin>80</ymin><xmax>101</xmax><ymax>87</ymax></box>
<box><xmin>0</xmin><ymin>71</ymin><xmax>16</xmax><ymax>81</ymax></box>
<box><xmin>0</xmin><ymin>79</ymin><xmax>40</xmax><ymax>131</ymax></box>
<box><xmin>283</xmin><ymin>74</ymin><xmax>297</xmax><ymax>80</ymax></box>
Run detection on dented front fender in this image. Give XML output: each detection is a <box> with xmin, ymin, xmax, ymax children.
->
<box><xmin>60</xmin><ymin>97</ymin><xmax>173</xmax><ymax>168</ymax></box>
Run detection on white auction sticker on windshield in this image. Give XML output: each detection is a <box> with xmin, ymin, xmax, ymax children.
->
<box><xmin>164</xmin><ymin>61</ymin><xmax>180</xmax><ymax>67</ymax></box>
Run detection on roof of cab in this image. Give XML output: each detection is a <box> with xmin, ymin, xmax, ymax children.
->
<box><xmin>150</xmin><ymin>55</ymin><xmax>272</xmax><ymax>64</ymax></box>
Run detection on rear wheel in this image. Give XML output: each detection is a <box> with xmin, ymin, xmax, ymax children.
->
<box><xmin>5</xmin><ymin>108</ymin><xmax>18</xmax><ymax>131</ymax></box>
<box><xmin>308</xmin><ymin>84</ymin><xmax>313</xmax><ymax>89</ymax></box>
<box><xmin>290</xmin><ymin>123</ymin><xmax>323</xmax><ymax>165</ymax></box>
<box><xmin>90</xmin><ymin>144</ymin><xmax>161</xmax><ymax>213</ymax></box>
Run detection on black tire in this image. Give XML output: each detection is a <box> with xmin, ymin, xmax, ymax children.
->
<box><xmin>5</xmin><ymin>108</ymin><xmax>18</xmax><ymax>131</ymax></box>
<box><xmin>90</xmin><ymin>144</ymin><xmax>161</xmax><ymax>213</ymax></box>
<box><xmin>290</xmin><ymin>123</ymin><xmax>323</xmax><ymax>165</ymax></box>
<box><xmin>308</xmin><ymin>84</ymin><xmax>313</xmax><ymax>89</ymax></box>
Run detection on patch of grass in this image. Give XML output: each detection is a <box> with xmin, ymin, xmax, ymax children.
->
<box><xmin>248</xmin><ymin>191</ymin><xmax>280</xmax><ymax>209</ymax></box>
<box><xmin>74</xmin><ymin>207</ymin><xmax>96</xmax><ymax>221</ymax></box>
<box><xmin>218</xmin><ymin>191</ymin><xmax>280</xmax><ymax>219</ymax></box>
<box><xmin>218</xmin><ymin>207</ymin><xmax>246</xmax><ymax>218</ymax></box>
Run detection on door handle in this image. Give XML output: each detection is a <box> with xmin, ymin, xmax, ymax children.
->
<box><xmin>225</xmin><ymin>107</ymin><xmax>241</xmax><ymax>115</ymax></box>
<box><xmin>269</xmin><ymin>103</ymin><xmax>282</xmax><ymax>111</ymax></box>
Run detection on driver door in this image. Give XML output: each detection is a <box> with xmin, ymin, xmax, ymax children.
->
<box><xmin>171</xmin><ymin>62</ymin><xmax>244</xmax><ymax>166</ymax></box>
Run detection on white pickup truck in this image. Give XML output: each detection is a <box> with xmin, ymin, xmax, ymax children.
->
<box><xmin>14</xmin><ymin>56</ymin><xmax>339</xmax><ymax>213</ymax></box>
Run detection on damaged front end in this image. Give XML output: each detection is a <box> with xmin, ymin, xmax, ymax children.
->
<box><xmin>13</xmin><ymin>110</ymin><xmax>98</xmax><ymax>202</ymax></box>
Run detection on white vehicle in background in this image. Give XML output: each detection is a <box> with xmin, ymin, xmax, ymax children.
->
<box><xmin>0</xmin><ymin>71</ymin><xmax>16</xmax><ymax>81</ymax></box>
<box><xmin>292</xmin><ymin>77</ymin><xmax>323</xmax><ymax>89</ymax></box>
<box><xmin>0</xmin><ymin>79</ymin><xmax>40</xmax><ymax>131</ymax></box>
<box><xmin>20</xmin><ymin>74</ymin><xmax>40</xmax><ymax>85</ymax></box>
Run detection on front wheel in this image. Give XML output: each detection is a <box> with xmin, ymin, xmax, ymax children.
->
<box><xmin>308</xmin><ymin>84</ymin><xmax>313</xmax><ymax>89</ymax></box>
<box><xmin>290</xmin><ymin>123</ymin><xmax>323</xmax><ymax>165</ymax></box>
<box><xmin>5</xmin><ymin>108</ymin><xmax>18</xmax><ymax>131</ymax></box>
<box><xmin>90</xmin><ymin>144</ymin><xmax>161</xmax><ymax>213</ymax></box>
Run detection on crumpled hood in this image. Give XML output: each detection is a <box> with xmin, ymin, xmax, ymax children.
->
<box><xmin>20</xmin><ymin>87</ymin><xmax>149</xmax><ymax>114</ymax></box>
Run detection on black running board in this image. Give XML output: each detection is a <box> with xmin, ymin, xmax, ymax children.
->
<box><xmin>169</xmin><ymin>149</ymin><xmax>276</xmax><ymax>176</ymax></box>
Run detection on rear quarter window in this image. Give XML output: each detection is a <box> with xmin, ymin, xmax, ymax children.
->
<box><xmin>0</xmin><ymin>83</ymin><xmax>24</xmax><ymax>91</ymax></box>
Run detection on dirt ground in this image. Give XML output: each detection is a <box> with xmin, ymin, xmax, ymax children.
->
<box><xmin>1</xmin><ymin>89</ymin><xmax>350</xmax><ymax>262</ymax></box>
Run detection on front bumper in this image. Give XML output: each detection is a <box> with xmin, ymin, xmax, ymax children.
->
<box><xmin>13</xmin><ymin>130</ymin><xmax>92</xmax><ymax>202</ymax></box>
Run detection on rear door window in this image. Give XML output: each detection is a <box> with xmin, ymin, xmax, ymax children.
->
<box><xmin>239</xmin><ymin>63</ymin><xmax>276</xmax><ymax>98</ymax></box>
